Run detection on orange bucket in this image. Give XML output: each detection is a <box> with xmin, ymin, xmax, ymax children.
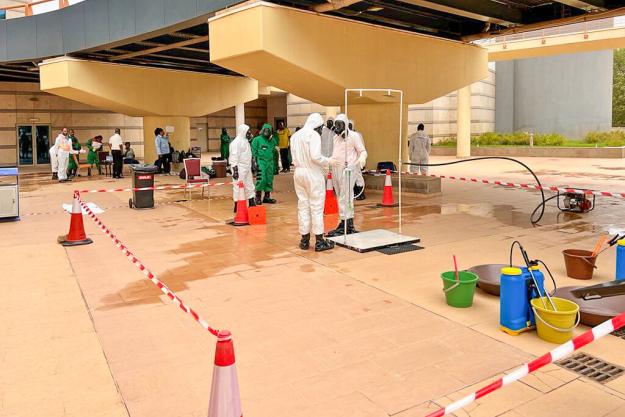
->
<box><xmin>562</xmin><ymin>249</ymin><xmax>597</xmax><ymax>280</ymax></box>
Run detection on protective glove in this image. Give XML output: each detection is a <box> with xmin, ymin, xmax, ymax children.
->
<box><xmin>357</xmin><ymin>153</ymin><xmax>367</xmax><ymax>169</ymax></box>
<box><xmin>79</xmin><ymin>149</ymin><xmax>87</xmax><ymax>154</ymax></box>
<box><xmin>232</xmin><ymin>166</ymin><xmax>239</xmax><ymax>180</ymax></box>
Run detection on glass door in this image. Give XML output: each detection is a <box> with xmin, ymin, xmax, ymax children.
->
<box><xmin>17</xmin><ymin>125</ymin><xmax>51</xmax><ymax>166</ymax></box>
<box><xmin>17</xmin><ymin>126</ymin><xmax>33</xmax><ymax>165</ymax></box>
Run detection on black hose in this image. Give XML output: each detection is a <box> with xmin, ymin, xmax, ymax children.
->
<box><xmin>537</xmin><ymin>259</ymin><xmax>558</xmax><ymax>296</ymax></box>
<box><xmin>404</xmin><ymin>157</ymin><xmax>547</xmax><ymax>224</ymax></box>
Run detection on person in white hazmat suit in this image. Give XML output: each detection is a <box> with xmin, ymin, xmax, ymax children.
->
<box><xmin>49</xmin><ymin>129</ymin><xmax>63</xmax><ymax>180</ymax></box>
<box><xmin>349</xmin><ymin>120</ymin><xmax>366</xmax><ymax>201</ymax></box>
<box><xmin>408</xmin><ymin>123</ymin><xmax>431</xmax><ymax>175</ymax></box>
<box><xmin>320</xmin><ymin>118</ymin><xmax>334</xmax><ymax>158</ymax></box>
<box><xmin>327</xmin><ymin>113</ymin><xmax>367</xmax><ymax>237</ymax></box>
<box><xmin>291</xmin><ymin>113</ymin><xmax>341</xmax><ymax>252</ymax></box>
<box><xmin>229</xmin><ymin>124</ymin><xmax>257</xmax><ymax>212</ymax></box>
<box><xmin>55</xmin><ymin>128</ymin><xmax>71</xmax><ymax>182</ymax></box>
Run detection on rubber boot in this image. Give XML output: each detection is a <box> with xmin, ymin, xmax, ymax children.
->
<box><xmin>52</xmin><ymin>172</ymin><xmax>58</xmax><ymax>180</ymax></box>
<box><xmin>346</xmin><ymin>218</ymin><xmax>359</xmax><ymax>234</ymax></box>
<box><xmin>248</xmin><ymin>198</ymin><xmax>256</xmax><ymax>207</ymax></box>
<box><xmin>355</xmin><ymin>185</ymin><xmax>366</xmax><ymax>201</ymax></box>
<box><xmin>255</xmin><ymin>191</ymin><xmax>263</xmax><ymax>206</ymax></box>
<box><xmin>233</xmin><ymin>201</ymin><xmax>237</xmax><ymax>213</ymax></box>
<box><xmin>327</xmin><ymin>220</ymin><xmax>345</xmax><ymax>237</ymax></box>
<box><xmin>263</xmin><ymin>192</ymin><xmax>276</xmax><ymax>204</ymax></box>
<box><xmin>299</xmin><ymin>234</ymin><xmax>310</xmax><ymax>250</ymax></box>
<box><xmin>315</xmin><ymin>234</ymin><xmax>335</xmax><ymax>252</ymax></box>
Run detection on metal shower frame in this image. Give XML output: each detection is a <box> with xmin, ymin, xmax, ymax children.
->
<box><xmin>344</xmin><ymin>88</ymin><xmax>405</xmax><ymax>234</ymax></box>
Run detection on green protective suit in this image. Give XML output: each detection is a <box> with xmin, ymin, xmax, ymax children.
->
<box><xmin>67</xmin><ymin>136</ymin><xmax>82</xmax><ymax>173</ymax></box>
<box><xmin>220</xmin><ymin>131</ymin><xmax>230</xmax><ymax>160</ymax></box>
<box><xmin>86</xmin><ymin>139</ymin><xmax>99</xmax><ymax>168</ymax></box>
<box><xmin>252</xmin><ymin>123</ymin><xmax>278</xmax><ymax>192</ymax></box>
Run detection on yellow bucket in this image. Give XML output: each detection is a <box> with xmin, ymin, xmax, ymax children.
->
<box><xmin>530</xmin><ymin>297</ymin><xmax>580</xmax><ymax>344</ymax></box>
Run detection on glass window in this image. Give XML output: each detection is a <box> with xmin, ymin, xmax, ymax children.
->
<box><xmin>36</xmin><ymin>126</ymin><xmax>50</xmax><ymax>164</ymax></box>
<box><xmin>17</xmin><ymin>126</ymin><xmax>33</xmax><ymax>165</ymax></box>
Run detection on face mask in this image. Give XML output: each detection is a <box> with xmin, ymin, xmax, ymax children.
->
<box><xmin>314</xmin><ymin>126</ymin><xmax>323</xmax><ymax>136</ymax></box>
<box><xmin>326</xmin><ymin>120</ymin><xmax>334</xmax><ymax>129</ymax></box>
<box><xmin>246</xmin><ymin>132</ymin><xmax>252</xmax><ymax>140</ymax></box>
<box><xmin>332</xmin><ymin>120</ymin><xmax>346</xmax><ymax>136</ymax></box>
<box><xmin>348</xmin><ymin>123</ymin><xmax>353</xmax><ymax>131</ymax></box>
<box><xmin>262</xmin><ymin>128</ymin><xmax>271</xmax><ymax>138</ymax></box>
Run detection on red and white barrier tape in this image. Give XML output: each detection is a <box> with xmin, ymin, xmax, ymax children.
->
<box><xmin>74</xmin><ymin>191</ymin><xmax>221</xmax><ymax>338</ymax></box>
<box><xmin>424</xmin><ymin>311</ymin><xmax>625</xmax><ymax>417</ymax></box>
<box><xmin>399</xmin><ymin>171</ymin><xmax>625</xmax><ymax>198</ymax></box>
<box><xmin>77</xmin><ymin>181</ymin><xmax>233</xmax><ymax>193</ymax></box>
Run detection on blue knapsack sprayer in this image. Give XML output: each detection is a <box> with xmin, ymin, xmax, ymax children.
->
<box><xmin>500</xmin><ymin>241</ymin><xmax>558</xmax><ymax>335</ymax></box>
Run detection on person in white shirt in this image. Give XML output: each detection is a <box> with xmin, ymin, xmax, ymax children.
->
<box><xmin>49</xmin><ymin>128</ymin><xmax>64</xmax><ymax>180</ymax></box>
<box><xmin>108</xmin><ymin>128</ymin><xmax>124</xmax><ymax>179</ymax></box>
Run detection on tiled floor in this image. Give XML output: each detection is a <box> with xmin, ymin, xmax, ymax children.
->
<box><xmin>3</xmin><ymin>157</ymin><xmax>625</xmax><ymax>417</ymax></box>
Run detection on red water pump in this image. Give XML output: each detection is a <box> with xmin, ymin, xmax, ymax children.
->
<box><xmin>557</xmin><ymin>191</ymin><xmax>595</xmax><ymax>213</ymax></box>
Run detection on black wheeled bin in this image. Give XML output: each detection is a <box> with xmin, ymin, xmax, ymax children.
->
<box><xmin>129</xmin><ymin>164</ymin><xmax>158</xmax><ymax>209</ymax></box>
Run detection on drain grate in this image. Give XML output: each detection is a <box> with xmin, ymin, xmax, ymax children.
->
<box><xmin>612</xmin><ymin>328</ymin><xmax>625</xmax><ymax>339</ymax></box>
<box><xmin>377</xmin><ymin>244</ymin><xmax>424</xmax><ymax>255</ymax></box>
<box><xmin>556</xmin><ymin>353</ymin><xmax>625</xmax><ymax>384</ymax></box>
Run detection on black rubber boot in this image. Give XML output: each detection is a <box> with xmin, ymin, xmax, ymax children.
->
<box><xmin>248</xmin><ymin>198</ymin><xmax>256</xmax><ymax>207</ymax></box>
<box><xmin>255</xmin><ymin>191</ymin><xmax>263</xmax><ymax>205</ymax></box>
<box><xmin>346</xmin><ymin>218</ymin><xmax>359</xmax><ymax>234</ymax></box>
<box><xmin>315</xmin><ymin>235</ymin><xmax>335</xmax><ymax>252</ymax></box>
<box><xmin>233</xmin><ymin>201</ymin><xmax>237</xmax><ymax>213</ymax></box>
<box><xmin>263</xmin><ymin>192</ymin><xmax>276</xmax><ymax>204</ymax></box>
<box><xmin>299</xmin><ymin>234</ymin><xmax>310</xmax><ymax>250</ymax></box>
<box><xmin>326</xmin><ymin>220</ymin><xmax>345</xmax><ymax>237</ymax></box>
<box><xmin>52</xmin><ymin>172</ymin><xmax>58</xmax><ymax>180</ymax></box>
<box><xmin>355</xmin><ymin>185</ymin><xmax>366</xmax><ymax>201</ymax></box>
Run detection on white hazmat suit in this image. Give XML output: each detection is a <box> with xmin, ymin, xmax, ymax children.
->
<box><xmin>229</xmin><ymin>124</ymin><xmax>255</xmax><ymax>202</ymax></box>
<box><xmin>408</xmin><ymin>130</ymin><xmax>431</xmax><ymax>175</ymax></box>
<box><xmin>49</xmin><ymin>134</ymin><xmax>60</xmax><ymax>177</ymax></box>
<box><xmin>349</xmin><ymin>120</ymin><xmax>366</xmax><ymax>190</ymax></box>
<box><xmin>320</xmin><ymin>120</ymin><xmax>334</xmax><ymax>158</ymax></box>
<box><xmin>56</xmin><ymin>133</ymin><xmax>70</xmax><ymax>181</ymax></box>
<box><xmin>291</xmin><ymin>113</ymin><xmax>333</xmax><ymax>237</ymax></box>
<box><xmin>330</xmin><ymin>114</ymin><xmax>367</xmax><ymax>225</ymax></box>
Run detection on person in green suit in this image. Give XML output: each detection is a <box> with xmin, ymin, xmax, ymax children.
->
<box><xmin>220</xmin><ymin>127</ymin><xmax>230</xmax><ymax>163</ymax></box>
<box><xmin>86</xmin><ymin>135</ymin><xmax>102</xmax><ymax>171</ymax></box>
<box><xmin>251</xmin><ymin>123</ymin><xmax>278</xmax><ymax>204</ymax></box>
<box><xmin>67</xmin><ymin>130</ymin><xmax>82</xmax><ymax>177</ymax></box>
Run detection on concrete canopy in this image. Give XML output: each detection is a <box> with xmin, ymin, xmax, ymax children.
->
<box><xmin>208</xmin><ymin>2</ymin><xmax>488</xmax><ymax>106</ymax></box>
<box><xmin>39</xmin><ymin>57</ymin><xmax>258</xmax><ymax>117</ymax></box>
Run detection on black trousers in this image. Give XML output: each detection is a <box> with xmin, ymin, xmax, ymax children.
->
<box><xmin>279</xmin><ymin>147</ymin><xmax>290</xmax><ymax>171</ymax></box>
<box><xmin>158</xmin><ymin>154</ymin><xmax>171</xmax><ymax>174</ymax></box>
<box><xmin>112</xmin><ymin>150</ymin><xmax>123</xmax><ymax>177</ymax></box>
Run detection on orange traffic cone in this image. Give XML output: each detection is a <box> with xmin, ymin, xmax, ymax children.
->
<box><xmin>233</xmin><ymin>181</ymin><xmax>249</xmax><ymax>226</ymax></box>
<box><xmin>208</xmin><ymin>330</ymin><xmax>242</xmax><ymax>417</ymax></box>
<box><xmin>58</xmin><ymin>193</ymin><xmax>93</xmax><ymax>246</ymax></box>
<box><xmin>378</xmin><ymin>169</ymin><xmax>399</xmax><ymax>207</ymax></box>
<box><xmin>324</xmin><ymin>172</ymin><xmax>338</xmax><ymax>215</ymax></box>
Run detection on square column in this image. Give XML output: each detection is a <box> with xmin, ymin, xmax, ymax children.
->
<box><xmin>456</xmin><ymin>85</ymin><xmax>472</xmax><ymax>158</ymax></box>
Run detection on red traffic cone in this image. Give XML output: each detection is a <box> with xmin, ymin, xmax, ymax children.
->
<box><xmin>324</xmin><ymin>172</ymin><xmax>338</xmax><ymax>215</ymax></box>
<box><xmin>233</xmin><ymin>181</ymin><xmax>249</xmax><ymax>226</ymax></box>
<box><xmin>378</xmin><ymin>169</ymin><xmax>399</xmax><ymax>207</ymax></box>
<box><xmin>208</xmin><ymin>330</ymin><xmax>242</xmax><ymax>417</ymax></box>
<box><xmin>58</xmin><ymin>193</ymin><xmax>93</xmax><ymax>246</ymax></box>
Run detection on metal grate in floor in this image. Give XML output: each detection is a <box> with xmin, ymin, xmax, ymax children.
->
<box><xmin>377</xmin><ymin>244</ymin><xmax>424</xmax><ymax>255</ymax></box>
<box><xmin>556</xmin><ymin>353</ymin><xmax>625</xmax><ymax>384</ymax></box>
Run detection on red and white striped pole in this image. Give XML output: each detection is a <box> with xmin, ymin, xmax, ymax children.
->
<box><xmin>424</xmin><ymin>311</ymin><xmax>625</xmax><ymax>417</ymax></box>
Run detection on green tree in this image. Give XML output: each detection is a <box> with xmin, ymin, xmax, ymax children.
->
<box><xmin>613</xmin><ymin>49</ymin><xmax>625</xmax><ymax>127</ymax></box>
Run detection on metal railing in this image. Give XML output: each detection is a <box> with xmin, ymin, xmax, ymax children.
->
<box><xmin>0</xmin><ymin>0</ymin><xmax>69</xmax><ymax>18</ymax></box>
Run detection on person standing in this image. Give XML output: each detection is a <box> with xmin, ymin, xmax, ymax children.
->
<box><xmin>154</xmin><ymin>128</ymin><xmax>171</xmax><ymax>175</ymax></box>
<box><xmin>55</xmin><ymin>128</ymin><xmax>70</xmax><ymax>182</ymax></box>
<box><xmin>49</xmin><ymin>130</ymin><xmax>62</xmax><ymax>180</ymax></box>
<box><xmin>219</xmin><ymin>127</ymin><xmax>230</xmax><ymax>163</ymax></box>
<box><xmin>86</xmin><ymin>135</ymin><xmax>102</xmax><ymax>172</ymax></box>
<box><xmin>327</xmin><ymin>113</ymin><xmax>367</xmax><ymax>237</ymax></box>
<box><xmin>320</xmin><ymin>118</ymin><xmax>334</xmax><ymax>158</ymax></box>
<box><xmin>67</xmin><ymin>130</ymin><xmax>82</xmax><ymax>178</ymax></box>
<box><xmin>276</xmin><ymin>121</ymin><xmax>291</xmax><ymax>173</ymax></box>
<box><xmin>408</xmin><ymin>123</ymin><xmax>432</xmax><ymax>175</ymax></box>
<box><xmin>229</xmin><ymin>124</ymin><xmax>256</xmax><ymax>212</ymax></box>
<box><xmin>291</xmin><ymin>113</ymin><xmax>340</xmax><ymax>252</ymax></box>
<box><xmin>251</xmin><ymin>123</ymin><xmax>278</xmax><ymax>204</ymax></box>
<box><xmin>349</xmin><ymin>120</ymin><xmax>367</xmax><ymax>201</ymax></box>
<box><xmin>109</xmin><ymin>128</ymin><xmax>124</xmax><ymax>179</ymax></box>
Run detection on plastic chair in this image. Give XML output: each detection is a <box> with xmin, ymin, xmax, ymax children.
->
<box><xmin>97</xmin><ymin>151</ymin><xmax>112</xmax><ymax>177</ymax></box>
<box><xmin>183</xmin><ymin>158</ymin><xmax>208</xmax><ymax>200</ymax></box>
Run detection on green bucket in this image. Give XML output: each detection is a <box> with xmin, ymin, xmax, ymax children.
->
<box><xmin>441</xmin><ymin>271</ymin><xmax>478</xmax><ymax>308</ymax></box>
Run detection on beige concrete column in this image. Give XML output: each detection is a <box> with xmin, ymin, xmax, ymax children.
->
<box><xmin>348</xmin><ymin>103</ymin><xmax>408</xmax><ymax>171</ymax></box>
<box><xmin>143</xmin><ymin>116</ymin><xmax>190</xmax><ymax>164</ymax></box>
<box><xmin>235</xmin><ymin>103</ymin><xmax>245</xmax><ymax>128</ymax></box>
<box><xmin>456</xmin><ymin>85</ymin><xmax>471</xmax><ymax>158</ymax></box>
